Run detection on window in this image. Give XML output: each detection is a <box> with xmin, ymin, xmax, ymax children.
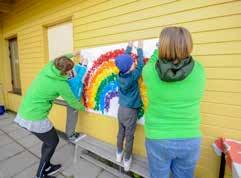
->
<box><xmin>8</xmin><ymin>38</ymin><xmax>21</xmax><ymax>95</ymax></box>
<box><xmin>47</xmin><ymin>22</ymin><xmax>73</xmax><ymax>60</ymax></box>
<box><xmin>47</xmin><ymin>22</ymin><xmax>73</xmax><ymax>101</ymax></box>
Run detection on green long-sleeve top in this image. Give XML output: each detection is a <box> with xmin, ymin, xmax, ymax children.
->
<box><xmin>142</xmin><ymin>50</ymin><xmax>206</xmax><ymax>139</ymax></box>
<box><xmin>18</xmin><ymin>54</ymin><xmax>84</xmax><ymax>121</ymax></box>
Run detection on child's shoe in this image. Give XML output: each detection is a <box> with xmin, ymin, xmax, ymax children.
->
<box><xmin>123</xmin><ymin>156</ymin><xmax>132</xmax><ymax>171</ymax></box>
<box><xmin>68</xmin><ymin>133</ymin><xmax>85</xmax><ymax>144</ymax></box>
<box><xmin>116</xmin><ymin>150</ymin><xmax>124</xmax><ymax>163</ymax></box>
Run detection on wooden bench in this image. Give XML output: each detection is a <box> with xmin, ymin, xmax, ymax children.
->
<box><xmin>74</xmin><ymin>134</ymin><xmax>150</xmax><ymax>178</ymax></box>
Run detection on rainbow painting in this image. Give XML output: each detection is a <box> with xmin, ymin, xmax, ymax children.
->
<box><xmin>81</xmin><ymin>39</ymin><xmax>157</xmax><ymax>122</ymax></box>
<box><xmin>83</xmin><ymin>49</ymin><xmax>123</xmax><ymax>115</ymax></box>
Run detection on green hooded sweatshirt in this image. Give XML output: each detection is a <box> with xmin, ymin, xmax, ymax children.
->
<box><xmin>142</xmin><ymin>49</ymin><xmax>205</xmax><ymax>139</ymax></box>
<box><xmin>18</xmin><ymin>58</ymin><xmax>84</xmax><ymax>121</ymax></box>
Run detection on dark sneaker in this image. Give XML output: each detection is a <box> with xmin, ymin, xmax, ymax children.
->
<box><xmin>44</xmin><ymin>164</ymin><xmax>62</xmax><ymax>176</ymax></box>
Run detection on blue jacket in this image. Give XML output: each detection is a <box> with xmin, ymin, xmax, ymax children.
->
<box><xmin>68</xmin><ymin>64</ymin><xmax>87</xmax><ymax>100</ymax></box>
<box><xmin>117</xmin><ymin>46</ymin><xmax>144</xmax><ymax>109</ymax></box>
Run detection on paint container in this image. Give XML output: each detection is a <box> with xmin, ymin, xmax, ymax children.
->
<box><xmin>0</xmin><ymin>105</ymin><xmax>5</xmax><ymax>115</ymax></box>
<box><xmin>0</xmin><ymin>84</ymin><xmax>5</xmax><ymax>115</ymax></box>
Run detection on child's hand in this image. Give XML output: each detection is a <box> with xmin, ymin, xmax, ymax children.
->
<box><xmin>82</xmin><ymin>57</ymin><xmax>88</xmax><ymax>66</ymax></box>
<box><xmin>79</xmin><ymin>51</ymin><xmax>85</xmax><ymax>64</ymax></box>
<box><xmin>74</xmin><ymin>50</ymin><xmax>80</xmax><ymax>58</ymax></box>
<box><xmin>137</xmin><ymin>40</ymin><xmax>143</xmax><ymax>49</ymax></box>
<box><xmin>128</xmin><ymin>41</ymin><xmax>134</xmax><ymax>47</ymax></box>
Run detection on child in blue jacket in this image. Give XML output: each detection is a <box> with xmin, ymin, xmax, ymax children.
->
<box><xmin>65</xmin><ymin>52</ymin><xmax>88</xmax><ymax>143</ymax></box>
<box><xmin>115</xmin><ymin>40</ymin><xmax>144</xmax><ymax>171</ymax></box>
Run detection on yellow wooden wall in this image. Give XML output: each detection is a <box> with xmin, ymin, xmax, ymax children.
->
<box><xmin>0</xmin><ymin>21</ymin><xmax>3</xmax><ymax>83</ymax></box>
<box><xmin>0</xmin><ymin>0</ymin><xmax>241</xmax><ymax>177</ymax></box>
<box><xmin>0</xmin><ymin>21</ymin><xmax>3</xmax><ymax>101</ymax></box>
<box><xmin>0</xmin><ymin>21</ymin><xmax>5</xmax><ymax>106</ymax></box>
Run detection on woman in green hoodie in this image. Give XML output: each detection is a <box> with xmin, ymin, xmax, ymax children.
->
<box><xmin>143</xmin><ymin>27</ymin><xmax>205</xmax><ymax>178</ymax></box>
<box><xmin>15</xmin><ymin>52</ymin><xmax>84</xmax><ymax>178</ymax></box>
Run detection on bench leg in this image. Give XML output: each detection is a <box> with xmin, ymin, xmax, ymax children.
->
<box><xmin>219</xmin><ymin>152</ymin><xmax>226</xmax><ymax>178</ymax></box>
<box><xmin>74</xmin><ymin>146</ymin><xmax>80</xmax><ymax>163</ymax></box>
<box><xmin>118</xmin><ymin>165</ymin><xmax>122</xmax><ymax>172</ymax></box>
<box><xmin>73</xmin><ymin>134</ymin><xmax>87</xmax><ymax>163</ymax></box>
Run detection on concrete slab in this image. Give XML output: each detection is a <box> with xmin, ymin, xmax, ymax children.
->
<box><xmin>0</xmin><ymin>129</ymin><xmax>4</xmax><ymax>135</ymax></box>
<box><xmin>52</xmin><ymin>144</ymin><xmax>75</xmax><ymax>170</ymax></box>
<box><xmin>0</xmin><ymin>118</ymin><xmax>14</xmax><ymax>128</ymax></box>
<box><xmin>8</xmin><ymin>127</ymin><xmax>31</xmax><ymax>139</ymax></box>
<box><xmin>97</xmin><ymin>171</ymin><xmax>118</xmax><ymax>178</ymax></box>
<box><xmin>18</xmin><ymin>134</ymin><xmax>41</xmax><ymax>148</ymax></box>
<box><xmin>0</xmin><ymin>142</ymin><xmax>24</xmax><ymax>161</ymax></box>
<box><xmin>0</xmin><ymin>134</ymin><xmax>13</xmax><ymax>148</ymax></box>
<box><xmin>0</xmin><ymin>112</ymin><xmax>128</xmax><ymax>178</ymax></box>
<box><xmin>13</xmin><ymin>162</ymin><xmax>65</xmax><ymax>178</ymax></box>
<box><xmin>0</xmin><ymin>151</ymin><xmax>38</xmax><ymax>178</ymax></box>
<box><xmin>26</xmin><ymin>136</ymin><xmax>69</xmax><ymax>157</ymax></box>
<box><xmin>0</xmin><ymin>114</ymin><xmax>8</xmax><ymax>120</ymax></box>
<box><xmin>56</xmin><ymin>137</ymin><xmax>69</xmax><ymax>150</ymax></box>
<box><xmin>29</xmin><ymin>142</ymin><xmax>42</xmax><ymax>158</ymax></box>
<box><xmin>63</xmin><ymin>157</ymin><xmax>102</xmax><ymax>178</ymax></box>
<box><xmin>0</xmin><ymin>113</ymin><xmax>15</xmax><ymax>121</ymax></box>
<box><xmin>12</xmin><ymin>163</ymin><xmax>38</xmax><ymax>178</ymax></box>
<box><xmin>1</xmin><ymin>123</ymin><xmax>21</xmax><ymax>133</ymax></box>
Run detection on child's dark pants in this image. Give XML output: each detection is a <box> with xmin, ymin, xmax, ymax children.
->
<box><xmin>66</xmin><ymin>106</ymin><xmax>78</xmax><ymax>138</ymax></box>
<box><xmin>117</xmin><ymin>106</ymin><xmax>137</xmax><ymax>160</ymax></box>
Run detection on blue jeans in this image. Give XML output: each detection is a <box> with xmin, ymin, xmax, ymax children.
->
<box><xmin>145</xmin><ymin>138</ymin><xmax>201</xmax><ymax>178</ymax></box>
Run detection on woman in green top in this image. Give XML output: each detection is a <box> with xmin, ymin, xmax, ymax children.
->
<box><xmin>142</xmin><ymin>27</ymin><xmax>205</xmax><ymax>178</ymax></box>
<box><xmin>15</xmin><ymin>52</ymin><xmax>84</xmax><ymax>178</ymax></box>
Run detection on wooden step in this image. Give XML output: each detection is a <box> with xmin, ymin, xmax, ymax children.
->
<box><xmin>75</xmin><ymin>134</ymin><xmax>150</xmax><ymax>178</ymax></box>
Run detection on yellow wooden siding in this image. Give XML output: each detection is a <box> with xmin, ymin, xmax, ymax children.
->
<box><xmin>0</xmin><ymin>0</ymin><xmax>240</xmax><ymax>177</ymax></box>
<box><xmin>0</xmin><ymin>22</ymin><xmax>5</xmax><ymax>105</ymax></box>
<box><xmin>49</xmin><ymin>104</ymin><xmax>67</xmax><ymax>131</ymax></box>
<box><xmin>5</xmin><ymin>93</ymin><xmax>22</xmax><ymax>112</ymax></box>
<box><xmin>0</xmin><ymin>22</ymin><xmax>3</xmax><ymax>84</ymax></box>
